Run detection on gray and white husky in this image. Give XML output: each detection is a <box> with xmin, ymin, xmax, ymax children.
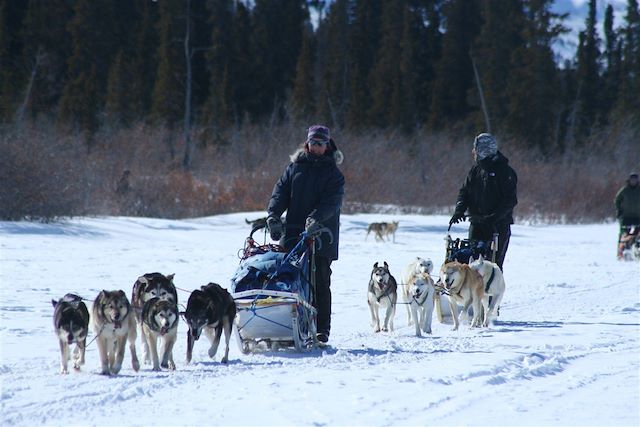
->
<box><xmin>367</xmin><ymin>262</ymin><xmax>398</xmax><ymax>332</ymax></box>
<box><xmin>131</xmin><ymin>272</ymin><xmax>177</xmax><ymax>364</ymax></box>
<box><xmin>141</xmin><ymin>297</ymin><xmax>179</xmax><ymax>371</ymax></box>
<box><xmin>92</xmin><ymin>290</ymin><xmax>140</xmax><ymax>375</ymax></box>
<box><xmin>52</xmin><ymin>293</ymin><xmax>89</xmax><ymax>374</ymax></box>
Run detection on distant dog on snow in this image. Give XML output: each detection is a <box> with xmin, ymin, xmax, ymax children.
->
<box><xmin>367</xmin><ymin>262</ymin><xmax>398</xmax><ymax>332</ymax></box>
<box><xmin>92</xmin><ymin>290</ymin><xmax>140</xmax><ymax>375</ymax></box>
<box><xmin>183</xmin><ymin>283</ymin><xmax>237</xmax><ymax>364</ymax></box>
<box><xmin>141</xmin><ymin>297</ymin><xmax>179</xmax><ymax>371</ymax></box>
<box><xmin>366</xmin><ymin>221</ymin><xmax>399</xmax><ymax>242</ymax></box>
<box><xmin>439</xmin><ymin>262</ymin><xmax>485</xmax><ymax>331</ymax></box>
<box><xmin>403</xmin><ymin>263</ymin><xmax>436</xmax><ymax>337</ymax></box>
<box><xmin>52</xmin><ymin>293</ymin><xmax>90</xmax><ymax>374</ymax></box>
<box><xmin>469</xmin><ymin>254</ymin><xmax>506</xmax><ymax>327</ymax></box>
<box><xmin>131</xmin><ymin>272</ymin><xmax>177</xmax><ymax>364</ymax></box>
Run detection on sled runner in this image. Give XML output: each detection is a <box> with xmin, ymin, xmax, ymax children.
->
<box><xmin>231</xmin><ymin>224</ymin><xmax>317</xmax><ymax>353</ymax></box>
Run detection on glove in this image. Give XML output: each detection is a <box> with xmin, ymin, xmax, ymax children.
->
<box><xmin>449</xmin><ymin>212</ymin><xmax>466</xmax><ymax>225</ymax></box>
<box><xmin>267</xmin><ymin>216</ymin><xmax>283</xmax><ymax>241</ymax></box>
<box><xmin>305</xmin><ymin>217</ymin><xmax>323</xmax><ymax>237</ymax></box>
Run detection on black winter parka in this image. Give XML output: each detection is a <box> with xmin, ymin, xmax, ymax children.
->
<box><xmin>267</xmin><ymin>144</ymin><xmax>345</xmax><ymax>260</ymax></box>
<box><xmin>454</xmin><ymin>151</ymin><xmax>518</xmax><ymax>227</ymax></box>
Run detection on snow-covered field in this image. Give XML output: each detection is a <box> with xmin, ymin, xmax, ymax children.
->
<box><xmin>1</xmin><ymin>213</ymin><xmax>639</xmax><ymax>426</ymax></box>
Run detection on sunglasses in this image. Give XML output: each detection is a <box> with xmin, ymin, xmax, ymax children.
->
<box><xmin>308</xmin><ymin>139</ymin><xmax>328</xmax><ymax>146</ymax></box>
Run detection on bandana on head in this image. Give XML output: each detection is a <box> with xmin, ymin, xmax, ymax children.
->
<box><xmin>474</xmin><ymin>133</ymin><xmax>498</xmax><ymax>160</ymax></box>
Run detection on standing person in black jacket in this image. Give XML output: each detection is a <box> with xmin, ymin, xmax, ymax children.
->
<box><xmin>449</xmin><ymin>133</ymin><xmax>518</xmax><ymax>271</ymax></box>
<box><xmin>266</xmin><ymin>125</ymin><xmax>345</xmax><ymax>344</ymax></box>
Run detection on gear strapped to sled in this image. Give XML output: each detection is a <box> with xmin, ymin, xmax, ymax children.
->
<box><xmin>231</xmin><ymin>224</ymin><xmax>318</xmax><ymax>353</ymax></box>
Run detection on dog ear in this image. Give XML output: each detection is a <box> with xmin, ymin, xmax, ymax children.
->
<box><xmin>383</xmin><ymin>261</ymin><xmax>389</xmax><ymax>268</ymax></box>
<box><xmin>137</xmin><ymin>276</ymin><xmax>148</xmax><ymax>285</ymax></box>
<box><xmin>167</xmin><ymin>273</ymin><xmax>175</xmax><ymax>282</ymax></box>
<box><xmin>373</xmin><ymin>262</ymin><xmax>378</xmax><ymax>268</ymax></box>
<box><xmin>478</xmin><ymin>254</ymin><xmax>484</xmax><ymax>263</ymax></box>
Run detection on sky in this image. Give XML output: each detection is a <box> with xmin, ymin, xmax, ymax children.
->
<box><xmin>1</xmin><ymin>212</ymin><xmax>639</xmax><ymax>426</ymax></box>
<box><xmin>551</xmin><ymin>0</ymin><xmax>629</xmax><ymax>62</ymax></box>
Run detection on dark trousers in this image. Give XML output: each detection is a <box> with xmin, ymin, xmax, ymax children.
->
<box><xmin>313</xmin><ymin>256</ymin><xmax>332</xmax><ymax>336</ymax></box>
<box><xmin>468</xmin><ymin>222</ymin><xmax>511</xmax><ymax>271</ymax></box>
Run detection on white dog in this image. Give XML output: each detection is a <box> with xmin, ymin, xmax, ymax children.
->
<box><xmin>469</xmin><ymin>255</ymin><xmax>506</xmax><ymax>327</ymax></box>
<box><xmin>402</xmin><ymin>257</ymin><xmax>436</xmax><ymax>324</ymax></box>
<box><xmin>407</xmin><ymin>275</ymin><xmax>435</xmax><ymax>337</ymax></box>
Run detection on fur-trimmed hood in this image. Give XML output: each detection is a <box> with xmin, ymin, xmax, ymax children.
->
<box><xmin>289</xmin><ymin>138</ymin><xmax>344</xmax><ymax>165</ymax></box>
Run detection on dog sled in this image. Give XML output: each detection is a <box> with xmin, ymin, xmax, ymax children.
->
<box><xmin>618</xmin><ymin>225</ymin><xmax>640</xmax><ymax>261</ymax></box>
<box><xmin>231</xmin><ymin>224</ymin><xmax>318</xmax><ymax>353</ymax></box>
<box><xmin>436</xmin><ymin>225</ymin><xmax>499</xmax><ymax>319</ymax></box>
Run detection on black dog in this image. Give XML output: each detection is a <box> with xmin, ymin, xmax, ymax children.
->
<box><xmin>183</xmin><ymin>283</ymin><xmax>236</xmax><ymax>364</ymax></box>
<box><xmin>52</xmin><ymin>293</ymin><xmax>90</xmax><ymax>374</ymax></box>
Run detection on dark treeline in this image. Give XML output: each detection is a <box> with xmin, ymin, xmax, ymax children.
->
<box><xmin>1</xmin><ymin>0</ymin><xmax>639</xmax><ymax>222</ymax></box>
<box><xmin>2</xmin><ymin>0</ymin><xmax>639</xmax><ymax>151</ymax></box>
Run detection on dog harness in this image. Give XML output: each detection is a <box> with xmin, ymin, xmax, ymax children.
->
<box><xmin>485</xmin><ymin>266</ymin><xmax>496</xmax><ymax>292</ymax></box>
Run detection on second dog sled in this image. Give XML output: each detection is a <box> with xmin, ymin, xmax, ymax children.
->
<box><xmin>230</xmin><ymin>224</ymin><xmax>318</xmax><ymax>353</ymax></box>
<box><xmin>436</xmin><ymin>224</ymin><xmax>499</xmax><ymax>318</ymax></box>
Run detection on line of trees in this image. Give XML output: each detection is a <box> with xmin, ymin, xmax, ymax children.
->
<box><xmin>1</xmin><ymin>0</ymin><xmax>639</xmax><ymax>157</ymax></box>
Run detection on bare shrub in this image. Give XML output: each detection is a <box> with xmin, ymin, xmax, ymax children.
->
<box><xmin>1</xmin><ymin>120</ymin><xmax>637</xmax><ymax>223</ymax></box>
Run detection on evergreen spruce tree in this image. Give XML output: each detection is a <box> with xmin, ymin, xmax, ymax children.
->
<box><xmin>368</xmin><ymin>0</ymin><xmax>404</xmax><ymax>128</ymax></box>
<box><xmin>574</xmin><ymin>0</ymin><xmax>602</xmax><ymax>139</ymax></box>
<box><xmin>290</xmin><ymin>26</ymin><xmax>316</xmax><ymax>122</ymax></box>
<box><xmin>20</xmin><ymin>0</ymin><xmax>74</xmax><ymax>120</ymax></box>
<box><xmin>505</xmin><ymin>0</ymin><xmax>565</xmax><ymax>153</ymax></box>
<box><xmin>205</xmin><ymin>0</ymin><xmax>234</xmax><ymax>128</ymax></box>
<box><xmin>129</xmin><ymin>0</ymin><xmax>158</xmax><ymax>121</ymax></box>
<box><xmin>59</xmin><ymin>0</ymin><xmax>118</xmax><ymax>131</ymax></box>
<box><xmin>251</xmin><ymin>0</ymin><xmax>307</xmax><ymax>121</ymax></box>
<box><xmin>428</xmin><ymin>0</ymin><xmax>482</xmax><ymax>129</ymax></box>
<box><xmin>151</xmin><ymin>0</ymin><xmax>184</xmax><ymax>126</ymax></box>
<box><xmin>471</xmin><ymin>0</ymin><xmax>525</xmax><ymax>131</ymax></box>
<box><xmin>314</xmin><ymin>0</ymin><xmax>350</xmax><ymax>126</ymax></box>
<box><xmin>346</xmin><ymin>0</ymin><xmax>383</xmax><ymax>129</ymax></box>
<box><xmin>615</xmin><ymin>0</ymin><xmax>640</xmax><ymax>122</ymax></box>
<box><xmin>0</xmin><ymin>0</ymin><xmax>28</xmax><ymax>121</ymax></box>
<box><xmin>601</xmin><ymin>4</ymin><xmax>622</xmax><ymax>125</ymax></box>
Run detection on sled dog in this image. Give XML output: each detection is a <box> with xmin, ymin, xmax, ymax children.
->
<box><xmin>469</xmin><ymin>255</ymin><xmax>506</xmax><ymax>327</ymax></box>
<box><xmin>406</xmin><ymin>274</ymin><xmax>436</xmax><ymax>337</ymax></box>
<box><xmin>367</xmin><ymin>262</ymin><xmax>398</xmax><ymax>332</ymax></box>
<box><xmin>131</xmin><ymin>272</ymin><xmax>177</xmax><ymax>364</ymax></box>
<box><xmin>92</xmin><ymin>290</ymin><xmax>140</xmax><ymax>375</ymax></box>
<box><xmin>439</xmin><ymin>261</ymin><xmax>485</xmax><ymax>331</ymax></box>
<box><xmin>141</xmin><ymin>297</ymin><xmax>179</xmax><ymax>370</ymax></box>
<box><xmin>52</xmin><ymin>293</ymin><xmax>90</xmax><ymax>374</ymax></box>
<box><xmin>365</xmin><ymin>221</ymin><xmax>399</xmax><ymax>242</ymax></box>
<box><xmin>184</xmin><ymin>283</ymin><xmax>237</xmax><ymax>364</ymax></box>
<box><xmin>402</xmin><ymin>257</ymin><xmax>437</xmax><ymax>325</ymax></box>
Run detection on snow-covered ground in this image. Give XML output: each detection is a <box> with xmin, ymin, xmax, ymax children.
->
<box><xmin>1</xmin><ymin>213</ymin><xmax>639</xmax><ymax>426</ymax></box>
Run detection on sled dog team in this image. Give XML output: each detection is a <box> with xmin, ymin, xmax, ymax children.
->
<box><xmin>367</xmin><ymin>255</ymin><xmax>506</xmax><ymax>337</ymax></box>
<box><xmin>52</xmin><ymin>273</ymin><xmax>236</xmax><ymax>375</ymax></box>
<box><xmin>53</xmin><ymin>257</ymin><xmax>505</xmax><ymax>375</ymax></box>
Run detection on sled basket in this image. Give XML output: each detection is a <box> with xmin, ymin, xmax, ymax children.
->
<box><xmin>231</xmin><ymin>224</ymin><xmax>317</xmax><ymax>353</ymax></box>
